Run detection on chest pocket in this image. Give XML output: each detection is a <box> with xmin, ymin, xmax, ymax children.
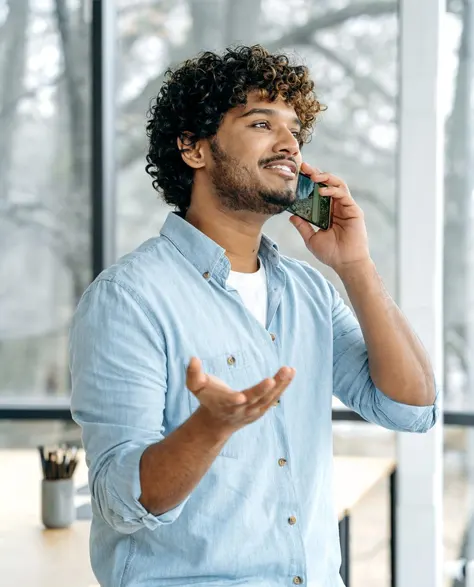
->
<box><xmin>187</xmin><ymin>349</ymin><xmax>266</xmax><ymax>460</ymax></box>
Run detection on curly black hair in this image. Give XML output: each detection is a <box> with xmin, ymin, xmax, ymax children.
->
<box><xmin>145</xmin><ymin>44</ymin><xmax>326</xmax><ymax>215</ymax></box>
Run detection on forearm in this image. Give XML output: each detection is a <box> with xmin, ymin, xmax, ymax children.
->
<box><xmin>139</xmin><ymin>407</ymin><xmax>232</xmax><ymax>515</ymax></box>
<box><xmin>336</xmin><ymin>259</ymin><xmax>436</xmax><ymax>406</ymax></box>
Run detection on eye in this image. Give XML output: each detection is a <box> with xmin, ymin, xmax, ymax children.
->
<box><xmin>252</xmin><ymin>121</ymin><xmax>271</xmax><ymax>130</ymax></box>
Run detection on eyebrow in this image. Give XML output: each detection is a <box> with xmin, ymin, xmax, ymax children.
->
<box><xmin>238</xmin><ymin>107</ymin><xmax>302</xmax><ymax>129</ymax></box>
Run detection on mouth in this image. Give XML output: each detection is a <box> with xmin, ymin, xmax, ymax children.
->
<box><xmin>263</xmin><ymin>160</ymin><xmax>297</xmax><ymax>180</ymax></box>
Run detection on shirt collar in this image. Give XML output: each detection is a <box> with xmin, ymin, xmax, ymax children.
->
<box><xmin>159</xmin><ymin>212</ymin><xmax>281</xmax><ymax>283</ymax></box>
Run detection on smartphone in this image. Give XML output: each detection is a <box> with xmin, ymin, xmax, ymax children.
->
<box><xmin>287</xmin><ymin>172</ymin><xmax>333</xmax><ymax>231</ymax></box>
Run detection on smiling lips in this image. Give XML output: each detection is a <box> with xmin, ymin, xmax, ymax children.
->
<box><xmin>263</xmin><ymin>161</ymin><xmax>297</xmax><ymax>179</ymax></box>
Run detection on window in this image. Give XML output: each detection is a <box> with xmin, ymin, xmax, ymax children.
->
<box><xmin>442</xmin><ymin>3</ymin><xmax>474</xmax><ymax>582</ymax></box>
<box><xmin>0</xmin><ymin>419</ymin><xmax>81</xmax><ymax>448</ymax></box>
<box><xmin>0</xmin><ymin>0</ymin><xmax>91</xmax><ymax>402</ymax></box>
<box><xmin>116</xmin><ymin>5</ymin><xmax>399</xmax><ymax>584</ymax></box>
<box><xmin>115</xmin><ymin>0</ymin><xmax>398</xmax><ymax>305</ymax></box>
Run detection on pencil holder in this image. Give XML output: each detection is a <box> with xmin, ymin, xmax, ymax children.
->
<box><xmin>41</xmin><ymin>478</ymin><xmax>75</xmax><ymax>529</ymax></box>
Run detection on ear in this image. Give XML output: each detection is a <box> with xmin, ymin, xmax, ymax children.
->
<box><xmin>177</xmin><ymin>132</ymin><xmax>206</xmax><ymax>169</ymax></box>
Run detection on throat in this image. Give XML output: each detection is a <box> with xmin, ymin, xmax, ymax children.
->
<box><xmin>227</xmin><ymin>254</ymin><xmax>260</xmax><ymax>274</ymax></box>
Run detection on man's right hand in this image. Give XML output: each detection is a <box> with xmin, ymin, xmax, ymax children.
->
<box><xmin>185</xmin><ymin>357</ymin><xmax>295</xmax><ymax>435</ymax></box>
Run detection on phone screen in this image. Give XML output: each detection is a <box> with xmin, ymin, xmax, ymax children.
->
<box><xmin>287</xmin><ymin>173</ymin><xmax>333</xmax><ymax>231</ymax></box>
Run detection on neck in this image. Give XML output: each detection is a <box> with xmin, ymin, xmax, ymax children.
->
<box><xmin>185</xmin><ymin>202</ymin><xmax>264</xmax><ymax>274</ymax></box>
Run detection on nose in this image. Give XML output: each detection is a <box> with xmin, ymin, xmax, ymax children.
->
<box><xmin>273</xmin><ymin>127</ymin><xmax>300</xmax><ymax>158</ymax></box>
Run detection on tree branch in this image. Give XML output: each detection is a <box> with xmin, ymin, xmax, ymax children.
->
<box><xmin>0</xmin><ymin>0</ymin><xmax>29</xmax><ymax>200</ymax></box>
<box><xmin>311</xmin><ymin>39</ymin><xmax>393</xmax><ymax>103</ymax></box>
<box><xmin>320</xmin><ymin>124</ymin><xmax>395</xmax><ymax>169</ymax></box>
<box><xmin>351</xmin><ymin>187</ymin><xmax>394</xmax><ymax>225</ymax></box>
<box><xmin>54</xmin><ymin>0</ymin><xmax>88</xmax><ymax>190</ymax></box>
<box><xmin>0</xmin><ymin>73</ymin><xmax>65</xmax><ymax>120</ymax></box>
<box><xmin>121</xmin><ymin>1</ymin><xmax>397</xmax><ymax>126</ymax></box>
<box><xmin>119</xmin><ymin>2</ymin><xmax>398</xmax><ymax>170</ymax></box>
<box><xmin>264</xmin><ymin>1</ymin><xmax>397</xmax><ymax>52</ymax></box>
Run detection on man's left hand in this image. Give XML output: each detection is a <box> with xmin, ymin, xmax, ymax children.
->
<box><xmin>290</xmin><ymin>162</ymin><xmax>371</xmax><ymax>274</ymax></box>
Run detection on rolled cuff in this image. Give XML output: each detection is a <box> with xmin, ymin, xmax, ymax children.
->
<box><xmin>97</xmin><ymin>443</ymin><xmax>190</xmax><ymax>533</ymax></box>
<box><xmin>374</xmin><ymin>387</ymin><xmax>440</xmax><ymax>433</ymax></box>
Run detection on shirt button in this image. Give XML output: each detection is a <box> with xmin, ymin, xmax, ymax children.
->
<box><xmin>203</xmin><ymin>271</ymin><xmax>211</xmax><ymax>279</ymax></box>
<box><xmin>293</xmin><ymin>577</ymin><xmax>303</xmax><ymax>585</ymax></box>
<box><xmin>227</xmin><ymin>355</ymin><xmax>236</xmax><ymax>366</ymax></box>
<box><xmin>278</xmin><ymin>458</ymin><xmax>287</xmax><ymax>467</ymax></box>
<box><xmin>288</xmin><ymin>516</ymin><xmax>297</xmax><ymax>525</ymax></box>
<box><xmin>270</xmin><ymin>333</ymin><xmax>276</xmax><ymax>341</ymax></box>
<box><xmin>273</xmin><ymin>399</ymin><xmax>280</xmax><ymax>407</ymax></box>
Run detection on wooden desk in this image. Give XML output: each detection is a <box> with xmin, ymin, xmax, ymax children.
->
<box><xmin>334</xmin><ymin>456</ymin><xmax>396</xmax><ymax>519</ymax></box>
<box><xmin>0</xmin><ymin>451</ymin><xmax>395</xmax><ymax>587</ymax></box>
<box><xmin>334</xmin><ymin>457</ymin><xmax>397</xmax><ymax>587</ymax></box>
<box><xmin>0</xmin><ymin>450</ymin><xmax>95</xmax><ymax>587</ymax></box>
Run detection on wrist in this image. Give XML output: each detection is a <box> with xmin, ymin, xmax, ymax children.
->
<box><xmin>192</xmin><ymin>406</ymin><xmax>236</xmax><ymax>442</ymax></box>
<box><xmin>334</xmin><ymin>257</ymin><xmax>375</xmax><ymax>282</ymax></box>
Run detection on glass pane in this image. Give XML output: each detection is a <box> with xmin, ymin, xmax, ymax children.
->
<box><xmin>443</xmin><ymin>2</ymin><xmax>474</xmax><ymax>418</ymax></box>
<box><xmin>116</xmin><ymin>0</ymin><xmax>398</xmax><ymax>301</ymax></box>
<box><xmin>443</xmin><ymin>3</ymin><xmax>474</xmax><ymax>584</ymax></box>
<box><xmin>116</xmin><ymin>5</ymin><xmax>399</xmax><ymax>585</ymax></box>
<box><xmin>0</xmin><ymin>0</ymin><xmax>91</xmax><ymax>400</ymax></box>
<box><xmin>0</xmin><ymin>419</ymin><xmax>81</xmax><ymax>448</ymax></box>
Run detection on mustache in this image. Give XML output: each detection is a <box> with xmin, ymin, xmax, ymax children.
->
<box><xmin>259</xmin><ymin>155</ymin><xmax>298</xmax><ymax>169</ymax></box>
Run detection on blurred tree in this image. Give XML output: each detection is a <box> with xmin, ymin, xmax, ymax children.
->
<box><xmin>444</xmin><ymin>0</ymin><xmax>474</xmax><ymax>381</ymax></box>
<box><xmin>0</xmin><ymin>0</ymin><xmax>28</xmax><ymax>201</ymax></box>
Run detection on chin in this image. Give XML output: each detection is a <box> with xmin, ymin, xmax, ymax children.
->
<box><xmin>260</xmin><ymin>193</ymin><xmax>295</xmax><ymax>211</ymax></box>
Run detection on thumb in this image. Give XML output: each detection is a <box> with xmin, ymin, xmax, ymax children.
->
<box><xmin>289</xmin><ymin>215</ymin><xmax>317</xmax><ymax>247</ymax></box>
<box><xmin>186</xmin><ymin>357</ymin><xmax>208</xmax><ymax>394</ymax></box>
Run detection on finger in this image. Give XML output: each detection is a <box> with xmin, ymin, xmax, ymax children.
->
<box><xmin>186</xmin><ymin>357</ymin><xmax>208</xmax><ymax>394</ymax></box>
<box><xmin>313</xmin><ymin>172</ymin><xmax>343</xmax><ymax>188</ymax></box>
<box><xmin>242</xmin><ymin>377</ymin><xmax>277</xmax><ymax>405</ymax></box>
<box><xmin>251</xmin><ymin>369</ymin><xmax>295</xmax><ymax>410</ymax></box>
<box><xmin>244</xmin><ymin>367</ymin><xmax>294</xmax><ymax>406</ymax></box>
<box><xmin>190</xmin><ymin>369</ymin><xmax>247</xmax><ymax>406</ymax></box>
<box><xmin>300</xmin><ymin>161</ymin><xmax>322</xmax><ymax>176</ymax></box>
<box><xmin>318</xmin><ymin>185</ymin><xmax>354</xmax><ymax>206</ymax></box>
<box><xmin>300</xmin><ymin>162</ymin><xmax>341</xmax><ymax>186</ymax></box>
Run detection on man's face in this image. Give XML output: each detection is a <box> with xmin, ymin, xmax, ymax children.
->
<box><xmin>205</xmin><ymin>92</ymin><xmax>304</xmax><ymax>216</ymax></box>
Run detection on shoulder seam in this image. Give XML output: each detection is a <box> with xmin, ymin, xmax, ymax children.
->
<box><xmin>95</xmin><ymin>278</ymin><xmax>164</xmax><ymax>342</ymax></box>
<box><xmin>107</xmin><ymin>239</ymin><xmax>161</xmax><ymax>281</ymax></box>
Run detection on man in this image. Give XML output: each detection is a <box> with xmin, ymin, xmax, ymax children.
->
<box><xmin>70</xmin><ymin>45</ymin><xmax>438</xmax><ymax>587</ymax></box>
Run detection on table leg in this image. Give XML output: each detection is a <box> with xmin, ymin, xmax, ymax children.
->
<box><xmin>339</xmin><ymin>514</ymin><xmax>350</xmax><ymax>586</ymax></box>
<box><xmin>390</xmin><ymin>469</ymin><xmax>397</xmax><ymax>587</ymax></box>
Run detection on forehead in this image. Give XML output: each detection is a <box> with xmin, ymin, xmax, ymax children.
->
<box><xmin>229</xmin><ymin>91</ymin><xmax>299</xmax><ymax>121</ymax></box>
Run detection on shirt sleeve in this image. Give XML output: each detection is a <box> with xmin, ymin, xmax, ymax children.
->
<box><xmin>69</xmin><ymin>278</ymin><xmax>190</xmax><ymax>534</ymax></box>
<box><xmin>329</xmin><ymin>281</ymin><xmax>439</xmax><ymax>433</ymax></box>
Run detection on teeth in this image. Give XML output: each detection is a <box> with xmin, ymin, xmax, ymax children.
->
<box><xmin>267</xmin><ymin>165</ymin><xmax>294</xmax><ymax>173</ymax></box>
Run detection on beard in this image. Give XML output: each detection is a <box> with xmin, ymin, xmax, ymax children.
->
<box><xmin>208</xmin><ymin>138</ymin><xmax>296</xmax><ymax>216</ymax></box>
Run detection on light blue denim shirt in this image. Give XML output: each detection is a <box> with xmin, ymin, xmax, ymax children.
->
<box><xmin>69</xmin><ymin>211</ymin><xmax>438</xmax><ymax>587</ymax></box>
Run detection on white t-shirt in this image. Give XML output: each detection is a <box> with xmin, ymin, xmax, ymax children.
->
<box><xmin>227</xmin><ymin>258</ymin><xmax>268</xmax><ymax>327</ymax></box>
